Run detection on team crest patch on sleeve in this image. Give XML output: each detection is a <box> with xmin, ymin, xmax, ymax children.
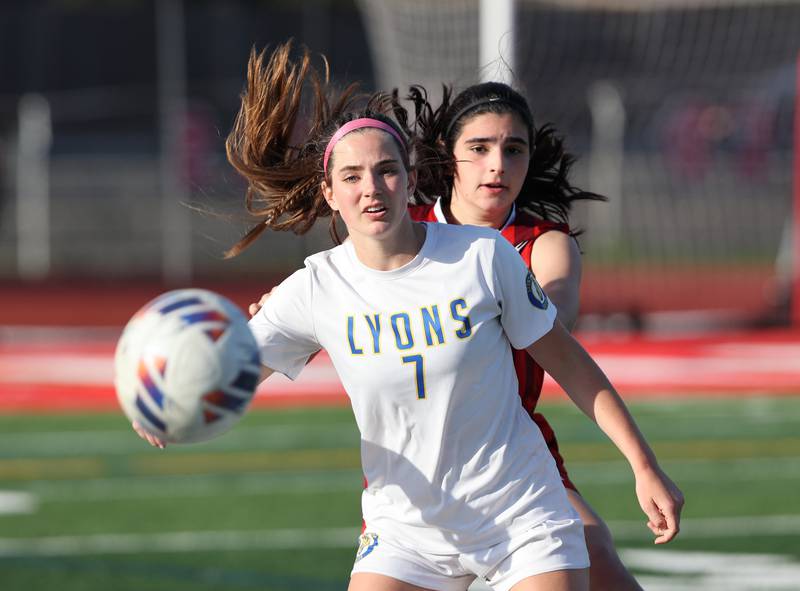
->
<box><xmin>526</xmin><ymin>270</ymin><xmax>549</xmax><ymax>310</ymax></box>
<box><xmin>355</xmin><ymin>532</ymin><xmax>379</xmax><ymax>562</ymax></box>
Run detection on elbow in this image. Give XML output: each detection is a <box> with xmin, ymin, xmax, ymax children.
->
<box><xmin>556</xmin><ymin>304</ymin><xmax>579</xmax><ymax>333</ymax></box>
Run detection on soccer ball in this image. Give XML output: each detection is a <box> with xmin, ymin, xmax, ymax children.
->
<box><xmin>114</xmin><ymin>289</ymin><xmax>261</xmax><ymax>444</ymax></box>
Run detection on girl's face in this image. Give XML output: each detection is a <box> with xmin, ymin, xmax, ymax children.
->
<box><xmin>450</xmin><ymin>111</ymin><xmax>530</xmax><ymax>226</ymax></box>
<box><xmin>322</xmin><ymin>129</ymin><xmax>416</xmax><ymax>242</ymax></box>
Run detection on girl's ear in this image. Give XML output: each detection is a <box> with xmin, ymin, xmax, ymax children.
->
<box><xmin>321</xmin><ymin>180</ymin><xmax>338</xmax><ymax>211</ymax></box>
<box><xmin>406</xmin><ymin>168</ymin><xmax>417</xmax><ymax>197</ymax></box>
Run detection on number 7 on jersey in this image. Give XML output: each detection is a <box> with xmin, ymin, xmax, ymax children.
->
<box><xmin>401</xmin><ymin>354</ymin><xmax>426</xmax><ymax>399</ymax></box>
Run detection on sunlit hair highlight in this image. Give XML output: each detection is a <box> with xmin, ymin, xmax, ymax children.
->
<box><xmin>224</xmin><ymin>41</ymin><xmax>408</xmax><ymax>256</ymax></box>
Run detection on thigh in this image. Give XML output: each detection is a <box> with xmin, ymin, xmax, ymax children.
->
<box><xmin>566</xmin><ymin>488</ymin><xmax>621</xmax><ymax>556</ymax></box>
<box><xmin>348</xmin><ymin>573</ymin><xmax>436</xmax><ymax>591</ymax></box>
<box><xmin>508</xmin><ymin>567</ymin><xmax>589</xmax><ymax>591</ymax></box>
<box><xmin>566</xmin><ymin>488</ymin><xmax>607</xmax><ymax>530</ymax></box>
<box><xmin>566</xmin><ymin>489</ymin><xmax>643</xmax><ymax>591</ymax></box>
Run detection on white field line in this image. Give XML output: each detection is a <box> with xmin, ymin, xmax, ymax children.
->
<box><xmin>2</xmin><ymin>515</ymin><xmax>800</xmax><ymax>558</ymax></box>
<box><xmin>0</xmin><ymin>527</ymin><xmax>360</xmax><ymax>557</ymax></box>
<box><xmin>610</xmin><ymin>514</ymin><xmax>800</xmax><ymax>541</ymax></box>
<box><xmin>0</xmin><ymin>423</ymin><xmax>359</xmax><ymax>456</ymax></box>
<box><xmin>0</xmin><ymin>490</ymin><xmax>37</xmax><ymax>514</ymax></box>
<box><xmin>621</xmin><ymin>549</ymin><xmax>800</xmax><ymax>591</ymax></box>
<box><xmin>7</xmin><ymin>455</ymin><xmax>800</xmax><ymax>505</ymax></box>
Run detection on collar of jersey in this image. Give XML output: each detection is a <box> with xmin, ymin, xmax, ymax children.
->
<box><xmin>343</xmin><ymin>222</ymin><xmax>437</xmax><ymax>280</ymax></box>
<box><xmin>433</xmin><ymin>199</ymin><xmax>516</xmax><ymax>230</ymax></box>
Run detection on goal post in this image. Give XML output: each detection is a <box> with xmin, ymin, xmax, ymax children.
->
<box><xmin>792</xmin><ymin>49</ymin><xmax>800</xmax><ymax>326</ymax></box>
<box><xmin>479</xmin><ymin>0</ymin><xmax>515</xmax><ymax>84</ymax></box>
<box><xmin>16</xmin><ymin>93</ymin><xmax>52</xmax><ymax>281</ymax></box>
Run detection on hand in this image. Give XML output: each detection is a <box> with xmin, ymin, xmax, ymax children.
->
<box><xmin>248</xmin><ymin>289</ymin><xmax>274</xmax><ymax>317</ymax></box>
<box><xmin>132</xmin><ymin>420</ymin><xmax>167</xmax><ymax>449</ymax></box>
<box><xmin>634</xmin><ymin>464</ymin><xmax>684</xmax><ymax>544</ymax></box>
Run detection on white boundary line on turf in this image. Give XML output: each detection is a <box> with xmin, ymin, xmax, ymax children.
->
<box><xmin>0</xmin><ymin>527</ymin><xmax>360</xmax><ymax>557</ymax></box>
<box><xmin>0</xmin><ymin>491</ymin><xmax>37</xmax><ymax>515</ymax></box>
<box><xmin>7</xmin><ymin>454</ymin><xmax>798</xmax><ymax>504</ymax></box>
<box><xmin>611</xmin><ymin>514</ymin><xmax>800</xmax><ymax>540</ymax></box>
<box><xmin>2</xmin><ymin>515</ymin><xmax>800</xmax><ymax>557</ymax></box>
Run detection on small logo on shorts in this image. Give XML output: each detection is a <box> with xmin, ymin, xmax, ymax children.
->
<box><xmin>526</xmin><ymin>270</ymin><xmax>549</xmax><ymax>310</ymax></box>
<box><xmin>355</xmin><ymin>532</ymin><xmax>379</xmax><ymax>562</ymax></box>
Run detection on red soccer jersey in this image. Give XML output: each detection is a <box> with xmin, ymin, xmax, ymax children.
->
<box><xmin>409</xmin><ymin>201</ymin><xmax>578</xmax><ymax>491</ymax></box>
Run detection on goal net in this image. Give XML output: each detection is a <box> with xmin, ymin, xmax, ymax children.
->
<box><xmin>356</xmin><ymin>0</ymin><xmax>799</xmax><ymax>330</ymax></box>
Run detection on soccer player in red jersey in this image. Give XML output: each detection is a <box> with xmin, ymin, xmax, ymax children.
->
<box><xmin>397</xmin><ymin>81</ymin><xmax>646</xmax><ymax>590</ymax></box>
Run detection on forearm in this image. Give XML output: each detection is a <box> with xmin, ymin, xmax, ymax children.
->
<box><xmin>527</xmin><ymin>323</ymin><xmax>657</xmax><ymax>473</ymax></box>
<box><xmin>528</xmin><ymin>322</ymin><xmax>684</xmax><ymax>543</ymax></box>
<box><xmin>588</xmin><ymin>384</ymin><xmax>658</xmax><ymax>473</ymax></box>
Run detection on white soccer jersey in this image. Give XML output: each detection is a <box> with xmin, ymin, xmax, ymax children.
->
<box><xmin>249</xmin><ymin>222</ymin><xmax>579</xmax><ymax>553</ymax></box>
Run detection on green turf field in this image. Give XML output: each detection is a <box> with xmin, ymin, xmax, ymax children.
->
<box><xmin>1</xmin><ymin>397</ymin><xmax>799</xmax><ymax>590</ymax></box>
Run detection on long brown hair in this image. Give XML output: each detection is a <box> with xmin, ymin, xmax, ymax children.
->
<box><xmin>224</xmin><ymin>41</ymin><xmax>405</xmax><ymax>256</ymax></box>
<box><xmin>395</xmin><ymin>82</ymin><xmax>606</xmax><ymax>231</ymax></box>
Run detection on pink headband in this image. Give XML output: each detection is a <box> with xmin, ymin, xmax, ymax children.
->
<box><xmin>323</xmin><ymin>118</ymin><xmax>407</xmax><ymax>175</ymax></box>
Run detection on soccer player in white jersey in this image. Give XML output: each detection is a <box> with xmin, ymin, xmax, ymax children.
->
<box><xmin>134</xmin><ymin>43</ymin><xmax>683</xmax><ymax>591</ymax></box>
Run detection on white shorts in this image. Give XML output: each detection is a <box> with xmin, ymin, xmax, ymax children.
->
<box><xmin>350</xmin><ymin>518</ymin><xmax>589</xmax><ymax>591</ymax></box>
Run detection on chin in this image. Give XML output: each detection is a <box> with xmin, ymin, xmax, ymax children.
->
<box><xmin>363</xmin><ymin>221</ymin><xmax>394</xmax><ymax>237</ymax></box>
<box><xmin>478</xmin><ymin>196</ymin><xmax>512</xmax><ymax>211</ymax></box>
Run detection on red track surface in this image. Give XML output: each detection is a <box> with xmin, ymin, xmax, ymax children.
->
<box><xmin>1</xmin><ymin>280</ymin><xmax>798</xmax><ymax>412</ymax></box>
<box><xmin>2</xmin><ymin>330</ymin><xmax>799</xmax><ymax>413</ymax></box>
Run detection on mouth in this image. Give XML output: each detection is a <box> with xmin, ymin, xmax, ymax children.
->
<box><xmin>363</xmin><ymin>204</ymin><xmax>388</xmax><ymax>215</ymax></box>
<box><xmin>481</xmin><ymin>183</ymin><xmax>508</xmax><ymax>191</ymax></box>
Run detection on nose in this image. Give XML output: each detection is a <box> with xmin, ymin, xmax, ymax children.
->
<box><xmin>360</xmin><ymin>171</ymin><xmax>381</xmax><ymax>197</ymax></box>
<box><xmin>488</xmin><ymin>148</ymin><xmax>505</xmax><ymax>174</ymax></box>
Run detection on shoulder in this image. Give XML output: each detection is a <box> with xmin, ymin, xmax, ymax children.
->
<box><xmin>408</xmin><ymin>202</ymin><xmax>437</xmax><ymax>222</ymax></box>
<box><xmin>501</xmin><ymin>211</ymin><xmax>570</xmax><ymax>258</ymax></box>
<box><xmin>513</xmin><ymin>211</ymin><xmax>569</xmax><ymax>237</ymax></box>
<box><xmin>276</xmin><ymin>245</ymin><xmax>349</xmax><ymax>302</ymax></box>
<box><xmin>529</xmin><ymin>230</ymin><xmax>581</xmax><ymax>270</ymax></box>
<box><xmin>302</xmin><ymin>243</ymin><xmax>347</xmax><ymax>271</ymax></box>
<box><xmin>284</xmin><ymin>245</ymin><xmax>346</xmax><ymax>291</ymax></box>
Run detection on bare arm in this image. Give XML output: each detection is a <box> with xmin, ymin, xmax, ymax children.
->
<box><xmin>527</xmin><ymin>322</ymin><xmax>685</xmax><ymax>544</ymax></box>
<box><xmin>529</xmin><ymin>230</ymin><xmax>582</xmax><ymax>331</ymax></box>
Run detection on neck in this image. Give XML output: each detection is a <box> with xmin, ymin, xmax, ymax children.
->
<box><xmin>349</xmin><ymin>219</ymin><xmax>426</xmax><ymax>271</ymax></box>
<box><xmin>446</xmin><ymin>191</ymin><xmax>511</xmax><ymax>229</ymax></box>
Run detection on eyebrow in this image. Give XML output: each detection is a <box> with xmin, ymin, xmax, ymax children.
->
<box><xmin>336</xmin><ymin>158</ymin><xmax>400</xmax><ymax>173</ymax></box>
<box><xmin>463</xmin><ymin>135</ymin><xmax>528</xmax><ymax>145</ymax></box>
